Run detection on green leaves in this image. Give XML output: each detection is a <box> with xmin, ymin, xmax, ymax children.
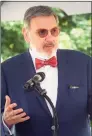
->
<box><xmin>57</xmin><ymin>13</ymin><xmax>91</xmax><ymax>57</ymax></box>
<box><xmin>1</xmin><ymin>10</ymin><xmax>91</xmax><ymax>62</ymax></box>
<box><xmin>1</xmin><ymin>21</ymin><xmax>28</xmax><ymax>61</ymax></box>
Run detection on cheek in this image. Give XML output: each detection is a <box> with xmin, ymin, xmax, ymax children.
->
<box><xmin>54</xmin><ymin>38</ymin><xmax>59</xmax><ymax>48</ymax></box>
<box><xmin>35</xmin><ymin>37</ymin><xmax>43</xmax><ymax>46</ymax></box>
<box><xmin>31</xmin><ymin>36</ymin><xmax>43</xmax><ymax>48</ymax></box>
<box><xmin>30</xmin><ymin>35</ymin><xmax>38</xmax><ymax>44</ymax></box>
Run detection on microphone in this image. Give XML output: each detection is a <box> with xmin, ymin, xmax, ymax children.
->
<box><xmin>24</xmin><ymin>72</ymin><xmax>45</xmax><ymax>89</ymax></box>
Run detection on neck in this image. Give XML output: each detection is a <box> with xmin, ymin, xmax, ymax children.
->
<box><xmin>29</xmin><ymin>48</ymin><xmax>57</xmax><ymax>59</ymax></box>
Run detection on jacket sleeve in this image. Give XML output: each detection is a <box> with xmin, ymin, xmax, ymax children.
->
<box><xmin>87</xmin><ymin>57</ymin><xmax>92</xmax><ymax>121</ymax></box>
<box><xmin>1</xmin><ymin>64</ymin><xmax>8</xmax><ymax>113</ymax></box>
<box><xmin>1</xmin><ymin>65</ymin><xmax>14</xmax><ymax>136</ymax></box>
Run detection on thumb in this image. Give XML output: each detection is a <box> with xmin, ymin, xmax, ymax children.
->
<box><xmin>5</xmin><ymin>95</ymin><xmax>11</xmax><ymax>108</ymax></box>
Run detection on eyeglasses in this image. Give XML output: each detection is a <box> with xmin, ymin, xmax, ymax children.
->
<box><xmin>36</xmin><ymin>27</ymin><xmax>60</xmax><ymax>38</ymax></box>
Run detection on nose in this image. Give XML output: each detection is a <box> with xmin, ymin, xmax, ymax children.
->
<box><xmin>45</xmin><ymin>31</ymin><xmax>54</xmax><ymax>41</ymax></box>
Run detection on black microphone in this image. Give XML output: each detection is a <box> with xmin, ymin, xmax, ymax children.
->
<box><xmin>24</xmin><ymin>72</ymin><xmax>45</xmax><ymax>89</ymax></box>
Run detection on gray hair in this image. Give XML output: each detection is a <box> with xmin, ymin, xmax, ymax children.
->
<box><xmin>23</xmin><ymin>5</ymin><xmax>59</xmax><ymax>27</ymax></box>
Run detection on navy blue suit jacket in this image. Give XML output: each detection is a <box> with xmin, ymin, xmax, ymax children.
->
<box><xmin>1</xmin><ymin>49</ymin><xmax>92</xmax><ymax>136</ymax></box>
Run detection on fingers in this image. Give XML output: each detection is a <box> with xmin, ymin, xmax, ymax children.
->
<box><xmin>4</xmin><ymin>108</ymin><xmax>30</xmax><ymax>125</ymax></box>
<box><xmin>13</xmin><ymin>108</ymin><xmax>23</xmax><ymax>115</ymax></box>
<box><xmin>8</xmin><ymin>108</ymin><xmax>23</xmax><ymax>117</ymax></box>
<box><xmin>18</xmin><ymin>116</ymin><xmax>30</xmax><ymax>123</ymax></box>
<box><xmin>12</xmin><ymin>112</ymin><xmax>26</xmax><ymax>119</ymax></box>
<box><xmin>11</xmin><ymin>111</ymin><xmax>30</xmax><ymax>123</ymax></box>
<box><xmin>5</xmin><ymin>95</ymin><xmax>11</xmax><ymax>108</ymax></box>
<box><xmin>5</xmin><ymin>103</ymin><xmax>17</xmax><ymax>112</ymax></box>
<box><xmin>4</xmin><ymin>96</ymin><xmax>30</xmax><ymax>125</ymax></box>
<box><xmin>6</xmin><ymin>108</ymin><xmax>30</xmax><ymax>120</ymax></box>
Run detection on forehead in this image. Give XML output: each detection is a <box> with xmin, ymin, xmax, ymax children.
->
<box><xmin>30</xmin><ymin>15</ymin><xmax>58</xmax><ymax>30</ymax></box>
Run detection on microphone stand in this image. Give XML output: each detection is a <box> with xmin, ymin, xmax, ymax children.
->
<box><xmin>32</xmin><ymin>82</ymin><xmax>59</xmax><ymax>136</ymax></box>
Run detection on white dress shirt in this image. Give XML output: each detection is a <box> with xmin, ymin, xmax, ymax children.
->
<box><xmin>29</xmin><ymin>48</ymin><xmax>58</xmax><ymax>116</ymax></box>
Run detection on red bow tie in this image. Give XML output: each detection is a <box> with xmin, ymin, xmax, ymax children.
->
<box><xmin>35</xmin><ymin>56</ymin><xmax>57</xmax><ymax>69</ymax></box>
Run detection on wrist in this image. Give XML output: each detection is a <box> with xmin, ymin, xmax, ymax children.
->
<box><xmin>4</xmin><ymin>120</ymin><xmax>13</xmax><ymax>129</ymax></box>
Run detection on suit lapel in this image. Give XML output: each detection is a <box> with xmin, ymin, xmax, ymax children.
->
<box><xmin>24</xmin><ymin>50</ymin><xmax>68</xmax><ymax>116</ymax></box>
<box><xmin>34</xmin><ymin>49</ymin><xmax>68</xmax><ymax>116</ymax></box>
<box><xmin>24</xmin><ymin>51</ymin><xmax>52</xmax><ymax>117</ymax></box>
<box><xmin>56</xmin><ymin>49</ymin><xmax>68</xmax><ymax>112</ymax></box>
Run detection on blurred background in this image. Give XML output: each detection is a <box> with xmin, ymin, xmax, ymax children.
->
<box><xmin>1</xmin><ymin>1</ymin><xmax>92</xmax><ymax>131</ymax></box>
<box><xmin>1</xmin><ymin>1</ymin><xmax>92</xmax><ymax>62</ymax></box>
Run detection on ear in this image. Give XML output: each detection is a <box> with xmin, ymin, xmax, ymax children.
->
<box><xmin>22</xmin><ymin>27</ymin><xmax>30</xmax><ymax>43</ymax></box>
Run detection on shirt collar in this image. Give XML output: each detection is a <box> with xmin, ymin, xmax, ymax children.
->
<box><xmin>29</xmin><ymin>48</ymin><xmax>57</xmax><ymax>64</ymax></box>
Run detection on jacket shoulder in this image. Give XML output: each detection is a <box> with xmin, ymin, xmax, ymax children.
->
<box><xmin>1</xmin><ymin>51</ymin><xmax>29</xmax><ymax>68</ymax></box>
<box><xmin>58</xmin><ymin>49</ymin><xmax>91</xmax><ymax>61</ymax></box>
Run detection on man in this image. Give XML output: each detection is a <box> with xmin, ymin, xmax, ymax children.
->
<box><xmin>1</xmin><ymin>5</ymin><xmax>92</xmax><ymax>136</ymax></box>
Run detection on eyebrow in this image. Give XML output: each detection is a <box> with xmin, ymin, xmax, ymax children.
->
<box><xmin>36</xmin><ymin>26</ymin><xmax>58</xmax><ymax>30</ymax></box>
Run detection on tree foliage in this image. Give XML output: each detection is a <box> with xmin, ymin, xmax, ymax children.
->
<box><xmin>1</xmin><ymin>8</ymin><xmax>92</xmax><ymax>61</ymax></box>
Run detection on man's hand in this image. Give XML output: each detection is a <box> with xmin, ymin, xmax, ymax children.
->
<box><xmin>3</xmin><ymin>95</ymin><xmax>30</xmax><ymax>128</ymax></box>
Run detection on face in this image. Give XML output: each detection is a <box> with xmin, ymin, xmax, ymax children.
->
<box><xmin>22</xmin><ymin>15</ymin><xmax>60</xmax><ymax>57</ymax></box>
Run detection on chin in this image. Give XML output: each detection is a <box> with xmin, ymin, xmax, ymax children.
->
<box><xmin>44</xmin><ymin>48</ymin><xmax>56</xmax><ymax>57</ymax></box>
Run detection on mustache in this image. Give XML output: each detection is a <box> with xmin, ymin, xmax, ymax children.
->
<box><xmin>43</xmin><ymin>42</ymin><xmax>55</xmax><ymax>47</ymax></box>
